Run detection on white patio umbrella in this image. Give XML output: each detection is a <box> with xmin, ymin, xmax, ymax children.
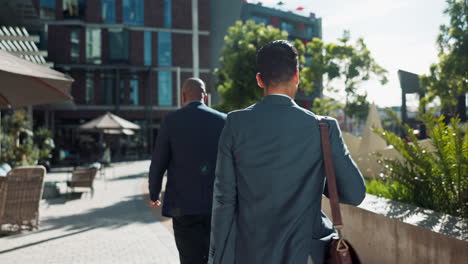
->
<box><xmin>0</xmin><ymin>49</ymin><xmax>73</xmax><ymax>108</ymax></box>
<box><xmin>79</xmin><ymin>112</ymin><xmax>140</xmax><ymax>162</ymax></box>
<box><xmin>79</xmin><ymin>112</ymin><xmax>140</xmax><ymax>131</ymax></box>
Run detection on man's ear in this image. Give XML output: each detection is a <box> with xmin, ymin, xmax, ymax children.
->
<box><xmin>203</xmin><ymin>94</ymin><xmax>208</xmax><ymax>104</ymax></box>
<box><xmin>294</xmin><ymin>71</ymin><xmax>300</xmax><ymax>86</ymax></box>
<box><xmin>256</xmin><ymin>73</ymin><xmax>265</xmax><ymax>89</ymax></box>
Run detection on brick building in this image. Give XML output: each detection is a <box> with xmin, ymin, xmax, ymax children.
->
<box><xmin>25</xmin><ymin>0</ymin><xmax>212</xmax><ymax>161</ymax></box>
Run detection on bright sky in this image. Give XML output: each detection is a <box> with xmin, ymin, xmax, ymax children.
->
<box><xmin>256</xmin><ymin>0</ymin><xmax>448</xmax><ymax>107</ymax></box>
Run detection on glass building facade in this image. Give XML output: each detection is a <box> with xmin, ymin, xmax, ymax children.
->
<box><xmin>86</xmin><ymin>28</ymin><xmax>101</xmax><ymax>64</ymax></box>
<box><xmin>101</xmin><ymin>0</ymin><xmax>116</xmax><ymax>24</ymax></box>
<box><xmin>122</xmin><ymin>0</ymin><xmax>144</xmax><ymax>26</ymax></box>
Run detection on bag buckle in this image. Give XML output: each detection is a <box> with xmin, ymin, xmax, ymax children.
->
<box><xmin>336</xmin><ymin>239</ymin><xmax>349</xmax><ymax>253</ymax></box>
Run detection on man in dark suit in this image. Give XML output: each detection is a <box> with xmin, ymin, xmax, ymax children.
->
<box><xmin>209</xmin><ymin>40</ymin><xmax>366</xmax><ymax>264</ymax></box>
<box><xmin>148</xmin><ymin>78</ymin><xmax>226</xmax><ymax>264</ymax></box>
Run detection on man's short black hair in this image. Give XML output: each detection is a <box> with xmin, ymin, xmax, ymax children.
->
<box><xmin>256</xmin><ymin>40</ymin><xmax>299</xmax><ymax>87</ymax></box>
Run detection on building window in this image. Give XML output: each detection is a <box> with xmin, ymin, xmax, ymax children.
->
<box><xmin>108</xmin><ymin>28</ymin><xmax>129</xmax><ymax>62</ymax></box>
<box><xmin>144</xmin><ymin>31</ymin><xmax>151</xmax><ymax>66</ymax></box>
<box><xmin>70</xmin><ymin>29</ymin><xmax>80</xmax><ymax>62</ymax></box>
<box><xmin>101</xmin><ymin>0</ymin><xmax>116</xmax><ymax>24</ymax></box>
<box><xmin>158</xmin><ymin>71</ymin><xmax>172</xmax><ymax>106</ymax></box>
<box><xmin>251</xmin><ymin>15</ymin><xmax>268</xmax><ymax>25</ymax></box>
<box><xmin>130</xmin><ymin>78</ymin><xmax>139</xmax><ymax>105</ymax></box>
<box><xmin>280</xmin><ymin>21</ymin><xmax>295</xmax><ymax>33</ymax></box>
<box><xmin>40</xmin><ymin>0</ymin><xmax>56</xmax><ymax>19</ymax></box>
<box><xmin>101</xmin><ymin>73</ymin><xmax>115</xmax><ymax>105</ymax></box>
<box><xmin>63</xmin><ymin>0</ymin><xmax>85</xmax><ymax>19</ymax></box>
<box><xmin>157</xmin><ymin>32</ymin><xmax>171</xmax><ymax>66</ymax></box>
<box><xmin>164</xmin><ymin>0</ymin><xmax>172</xmax><ymax>28</ymax></box>
<box><xmin>123</xmin><ymin>0</ymin><xmax>144</xmax><ymax>26</ymax></box>
<box><xmin>86</xmin><ymin>28</ymin><xmax>101</xmax><ymax>64</ymax></box>
<box><xmin>119</xmin><ymin>79</ymin><xmax>125</xmax><ymax>104</ymax></box>
<box><xmin>85</xmin><ymin>73</ymin><xmax>94</xmax><ymax>104</ymax></box>
<box><xmin>305</xmin><ymin>26</ymin><xmax>313</xmax><ymax>37</ymax></box>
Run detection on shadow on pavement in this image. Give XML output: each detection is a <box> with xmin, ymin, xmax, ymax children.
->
<box><xmin>109</xmin><ymin>173</ymin><xmax>147</xmax><ymax>182</ymax></box>
<box><xmin>0</xmin><ymin>226</ymin><xmax>99</xmax><ymax>254</ymax></box>
<box><xmin>3</xmin><ymin>194</ymin><xmax>169</xmax><ymax>240</ymax></box>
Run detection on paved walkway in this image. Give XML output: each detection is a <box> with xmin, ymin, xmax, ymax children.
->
<box><xmin>0</xmin><ymin>160</ymin><xmax>179</xmax><ymax>264</ymax></box>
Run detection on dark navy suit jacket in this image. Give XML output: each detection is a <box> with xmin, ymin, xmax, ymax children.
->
<box><xmin>209</xmin><ymin>95</ymin><xmax>365</xmax><ymax>264</ymax></box>
<box><xmin>149</xmin><ymin>101</ymin><xmax>227</xmax><ymax>217</ymax></box>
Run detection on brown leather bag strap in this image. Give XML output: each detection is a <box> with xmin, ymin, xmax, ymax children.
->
<box><xmin>318</xmin><ymin>119</ymin><xmax>343</xmax><ymax>228</ymax></box>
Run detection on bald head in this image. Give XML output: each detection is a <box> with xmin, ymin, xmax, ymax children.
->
<box><xmin>182</xmin><ymin>78</ymin><xmax>207</xmax><ymax>106</ymax></box>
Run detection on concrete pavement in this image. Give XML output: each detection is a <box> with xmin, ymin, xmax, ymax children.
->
<box><xmin>0</xmin><ymin>160</ymin><xmax>179</xmax><ymax>264</ymax></box>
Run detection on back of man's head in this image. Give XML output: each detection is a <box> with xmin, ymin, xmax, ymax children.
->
<box><xmin>256</xmin><ymin>40</ymin><xmax>299</xmax><ymax>87</ymax></box>
<box><xmin>182</xmin><ymin>78</ymin><xmax>206</xmax><ymax>103</ymax></box>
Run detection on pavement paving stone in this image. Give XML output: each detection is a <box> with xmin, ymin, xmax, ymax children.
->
<box><xmin>0</xmin><ymin>160</ymin><xmax>179</xmax><ymax>264</ymax></box>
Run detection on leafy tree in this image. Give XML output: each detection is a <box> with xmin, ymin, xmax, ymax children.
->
<box><xmin>374</xmin><ymin>113</ymin><xmax>467</xmax><ymax>218</ymax></box>
<box><xmin>311</xmin><ymin>97</ymin><xmax>343</xmax><ymax>117</ymax></box>
<box><xmin>419</xmin><ymin>0</ymin><xmax>467</xmax><ymax>121</ymax></box>
<box><xmin>299</xmin><ymin>38</ymin><xmax>341</xmax><ymax>96</ymax></box>
<box><xmin>214</xmin><ymin>20</ymin><xmax>288</xmax><ymax>112</ymax></box>
<box><xmin>33</xmin><ymin>127</ymin><xmax>55</xmax><ymax>161</ymax></box>
<box><xmin>332</xmin><ymin>31</ymin><xmax>387</xmax><ymax>128</ymax></box>
<box><xmin>301</xmin><ymin>32</ymin><xmax>387</xmax><ymax>127</ymax></box>
<box><xmin>344</xmin><ymin>93</ymin><xmax>370</xmax><ymax>123</ymax></box>
<box><xmin>2</xmin><ymin>110</ymin><xmax>30</xmax><ymax>147</ymax></box>
<box><xmin>0</xmin><ymin>110</ymin><xmax>54</xmax><ymax>167</ymax></box>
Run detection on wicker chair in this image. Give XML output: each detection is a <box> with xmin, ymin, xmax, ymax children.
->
<box><xmin>0</xmin><ymin>166</ymin><xmax>46</xmax><ymax>232</ymax></box>
<box><xmin>66</xmin><ymin>167</ymin><xmax>98</xmax><ymax>197</ymax></box>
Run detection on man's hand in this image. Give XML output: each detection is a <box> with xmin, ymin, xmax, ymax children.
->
<box><xmin>149</xmin><ymin>200</ymin><xmax>162</xmax><ymax>207</ymax></box>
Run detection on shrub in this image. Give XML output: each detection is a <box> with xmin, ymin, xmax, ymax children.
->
<box><xmin>374</xmin><ymin>113</ymin><xmax>467</xmax><ymax>218</ymax></box>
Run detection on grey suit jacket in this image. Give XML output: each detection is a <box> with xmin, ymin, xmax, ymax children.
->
<box><xmin>209</xmin><ymin>95</ymin><xmax>366</xmax><ymax>264</ymax></box>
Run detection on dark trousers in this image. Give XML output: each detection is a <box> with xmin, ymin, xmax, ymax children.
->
<box><xmin>172</xmin><ymin>214</ymin><xmax>211</xmax><ymax>264</ymax></box>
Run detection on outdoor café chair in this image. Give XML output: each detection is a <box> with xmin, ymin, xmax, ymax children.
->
<box><xmin>0</xmin><ymin>166</ymin><xmax>46</xmax><ymax>233</ymax></box>
<box><xmin>66</xmin><ymin>167</ymin><xmax>98</xmax><ymax>198</ymax></box>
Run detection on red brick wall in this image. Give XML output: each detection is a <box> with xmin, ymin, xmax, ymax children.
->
<box><xmin>85</xmin><ymin>0</ymin><xmax>101</xmax><ymax>23</ymax></box>
<box><xmin>56</xmin><ymin>0</ymin><xmax>63</xmax><ymax>19</ymax></box>
<box><xmin>172</xmin><ymin>0</ymin><xmax>191</xmax><ymax>29</ymax></box>
<box><xmin>116</xmin><ymin>0</ymin><xmax>123</xmax><ymax>23</ymax></box>
<box><xmin>151</xmin><ymin>32</ymin><xmax>158</xmax><ymax>67</ymax></box>
<box><xmin>48</xmin><ymin>25</ymin><xmax>70</xmax><ymax>64</ymax></box>
<box><xmin>199</xmin><ymin>0</ymin><xmax>210</xmax><ymax>31</ymax></box>
<box><xmin>145</xmin><ymin>0</ymin><xmax>164</xmax><ymax>27</ymax></box>
<box><xmin>129</xmin><ymin>31</ymin><xmax>143</xmax><ymax>65</ymax></box>
<box><xmin>199</xmin><ymin>35</ymin><xmax>210</xmax><ymax>68</ymax></box>
<box><xmin>69</xmin><ymin>70</ymin><xmax>85</xmax><ymax>104</ymax></box>
<box><xmin>172</xmin><ymin>33</ymin><xmax>192</xmax><ymax>68</ymax></box>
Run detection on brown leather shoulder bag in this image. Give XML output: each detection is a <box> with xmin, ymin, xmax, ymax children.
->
<box><xmin>319</xmin><ymin>119</ymin><xmax>361</xmax><ymax>264</ymax></box>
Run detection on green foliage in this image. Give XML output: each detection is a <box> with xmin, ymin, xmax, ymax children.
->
<box><xmin>215</xmin><ymin>22</ymin><xmax>386</xmax><ymax>121</ymax></box>
<box><xmin>33</xmin><ymin>127</ymin><xmax>55</xmax><ymax>160</ymax></box>
<box><xmin>214</xmin><ymin>20</ymin><xmax>288</xmax><ymax>112</ymax></box>
<box><xmin>381</xmin><ymin>108</ymin><xmax>404</xmax><ymax>135</ymax></box>
<box><xmin>311</xmin><ymin>97</ymin><xmax>343</xmax><ymax>117</ymax></box>
<box><xmin>344</xmin><ymin>93</ymin><xmax>370</xmax><ymax>122</ymax></box>
<box><xmin>301</xmin><ymin>31</ymin><xmax>386</xmax><ymax>125</ymax></box>
<box><xmin>0</xmin><ymin>130</ymin><xmax>39</xmax><ymax>167</ymax></box>
<box><xmin>299</xmin><ymin>38</ymin><xmax>341</xmax><ymax>95</ymax></box>
<box><xmin>365</xmin><ymin>179</ymin><xmax>408</xmax><ymax>200</ymax></box>
<box><xmin>374</xmin><ymin>113</ymin><xmax>467</xmax><ymax>218</ymax></box>
<box><xmin>419</xmin><ymin>0</ymin><xmax>467</xmax><ymax>119</ymax></box>
<box><xmin>0</xmin><ymin>110</ymin><xmax>54</xmax><ymax>167</ymax></box>
<box><xmin>334</xmin><ymin>31</ymin><xmax>388</xmax><ymax>98</ymax></box>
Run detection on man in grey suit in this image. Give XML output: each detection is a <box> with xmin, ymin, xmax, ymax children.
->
<box><xmin>149</xmin><ymin>78</ymin><xmax>226</xmax><ymax>264</ymax></box>
<box><xmin>209</xmin><ymin>40</ymin><xmax>366</xmax><ymax>264</ymax></box>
